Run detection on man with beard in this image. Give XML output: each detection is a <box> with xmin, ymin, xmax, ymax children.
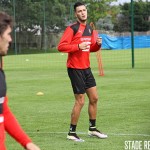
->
<box><xmin>58</xmin><ymin>2</ymin><xmax>107</xmax><ymax>142</ymax></box>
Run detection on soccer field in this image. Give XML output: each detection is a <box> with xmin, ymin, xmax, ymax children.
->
<box><xmin>4</xmin><ymin>49</ymin><xmax>150</xmax><ymax>150</ymax></box>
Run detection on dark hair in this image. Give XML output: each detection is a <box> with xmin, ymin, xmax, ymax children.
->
<box><xmin>0</xmin><ymin>12</ymin><xmax>13</xmax><ymax>36</ymax></box>
<box><xmin>74</xmin><ymin>2</ymin><xmax>85</xmax><ymax>11</ymax></box>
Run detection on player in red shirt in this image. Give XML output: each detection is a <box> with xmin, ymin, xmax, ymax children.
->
<box><xmin>0</xmin><ymin>12</ymin><xmax>40</xmax><ymax>150</ymax></box>
<box><xmin>58</xmin><ymin>2</ymin><xmax>107</xmax><ymax>142</ymax></box>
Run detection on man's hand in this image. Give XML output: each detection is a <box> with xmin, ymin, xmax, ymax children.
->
<box><xmin>78</xmin><ymin>42</ymin><xmax>90</xmax><ymax>51</ymax></box>
<box><xmin>96</xmin><ymin>37</ymin><xmax>102</xmax><ymax>46</ymax></box>
<box><xmin>26</xmin><ymin>142</ymin><xmax>40</xmax><ymax>150</ymax></box>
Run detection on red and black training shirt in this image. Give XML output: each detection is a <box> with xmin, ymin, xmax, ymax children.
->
<box><xmin>58</xmin><ymin>22</ymin><xmax>101</xmax><ymax>69</ymax></box>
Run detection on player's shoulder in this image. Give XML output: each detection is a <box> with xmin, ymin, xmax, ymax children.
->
<box><xmin>86</xmin><ymin>24</ymin><xmax>93</xmax><ymax>30</ymax></box>
<box><xmin>68</xmin><ymin>22</ymin><xmax>80</xmax><ymax>35</ymax></box>
<box><xmin>69</xmin><ymin>22</ymin><xmax>79</xmax><ymax>28</ymax></box>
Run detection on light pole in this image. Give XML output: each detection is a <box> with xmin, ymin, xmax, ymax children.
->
<box><xmin>13</xmin><ymin>0</ymin><xmax>17</xmax><ymax>54</ymax></box>
<box><xmin>43</xmin><ymin>0</ymin><xmax>47</xmax><ymax>52</ymax></box>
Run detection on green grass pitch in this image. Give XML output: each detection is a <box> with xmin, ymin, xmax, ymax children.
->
<box><xmin>3</xmin><ymin>48</ymin><xmax>150</xmax><ymax>150</ymax></box>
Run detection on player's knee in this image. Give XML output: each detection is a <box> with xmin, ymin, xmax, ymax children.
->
<box><xmin>76</xmin><ymin>94</ymin><xmax>85</xmax><ymax>107</ymax></box>
<box><xmin>90</xmin><ymin>96</ymin><xmax>98</xmax><ymax>104</ymax></box>
<box><xmin>77</xmin><ymin>99</ymin><xmax>85</xmax><ymax>107</ymax></box>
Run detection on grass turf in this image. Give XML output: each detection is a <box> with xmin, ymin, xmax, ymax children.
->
<box><xmin>3</xmin><ymin>48</ymin><xmax>150</xmax><ymax>150</ymax></box>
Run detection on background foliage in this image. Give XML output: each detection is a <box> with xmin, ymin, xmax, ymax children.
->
<box><xmin>1</xmin><ymin>0</ymin><xmax>149</xmax><ymax>32</ymax></box>
<box><xmin>0</xmin><ymin>0</ymin><xmax>149</xmax><ymax>57</ymax></box>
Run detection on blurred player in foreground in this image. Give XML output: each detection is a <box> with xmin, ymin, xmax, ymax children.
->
<box><xmin>0</xmin><ymin>11</ymin><xmax>40</xmax><ymax>150</ymax></box>
<box><xmin>58</xmin><ymin>2</ymin><xmax>107</xmax><ymax>142</ymax></box>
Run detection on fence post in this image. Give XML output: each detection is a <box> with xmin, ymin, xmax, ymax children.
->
<box><xmin>13</xmin><ymin>0</ymin><xmax>17</xmax><ymax>54</ymax></box>
<box><xmin>131</xmin><ymin>0</ymin><xmax>135</xmax><ymax>68</ymax></box>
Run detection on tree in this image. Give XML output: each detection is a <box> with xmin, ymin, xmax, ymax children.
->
<box><xmin>0</xmin><ymin>0</ymin><xmax>12</xmax><ymax>14</ymax></box>
<box><xmin>83</xmin><ymin>0</ymin><xmax>117</xmax><ymax>25</ymax></box>
<box><xmin>114</xmin><ymin>0</ymin><xmax>150</xmax><ymax>32</ymax></box>
<box><xmin>96</xmin><ymin>15</ymin><xmax>114</xmax><ymax>31</ymax></box>
<box><xmin>1</xmin><ymin>0</ymin><xmax>68</xmax><ymax>50</ymax></box>
<box><xmin>134</xmin><ymin>0</ymin><xmax>150</xmax><ymax>31</ymax></box>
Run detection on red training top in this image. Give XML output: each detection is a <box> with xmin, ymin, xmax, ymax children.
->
<box><xmin>58</xmin><ymin>22</ymin><xmax>101</xmax><ymax>69</ymax></box>
<box><xmin>0</xmin><ymin>96</ymin><xmax>32</xmax><ymax>150</ymax></box>
<box><xmin>0</xmin><ymin>66</ymin><xmax>32</xmax><ymax>149</ymax></box>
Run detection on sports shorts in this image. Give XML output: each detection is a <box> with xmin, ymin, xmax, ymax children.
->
<box><xmin>67</xmin><ymin>68</ymin><xmax>96</xmax><ymax>94</ymax></box>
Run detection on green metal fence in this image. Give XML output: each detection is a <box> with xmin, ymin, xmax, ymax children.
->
<box><xmin>1</xmin><ymin>0</ymin><xmax>150</xmax><ymax>69</ymax></box>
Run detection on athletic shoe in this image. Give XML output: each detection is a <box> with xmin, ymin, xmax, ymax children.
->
<box><xmin>88</xmin><ymin>128</ymin><xmax>108</xmax><ymax>139</ymax></box>
<box><xmin>67</xmin><ymin>132</ymin><xmax>85</xmax><ymax>142</ymax></box>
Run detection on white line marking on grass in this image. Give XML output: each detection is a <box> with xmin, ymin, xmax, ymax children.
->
<box><xmin>27</xmin><ymin>132</ymin><xmax>150</xmax><ymax>137</ymax></box>
<box><xmin>107</xmin><ymin>133</ymin><xmax>150</xmax><ymax>137</ymax></box>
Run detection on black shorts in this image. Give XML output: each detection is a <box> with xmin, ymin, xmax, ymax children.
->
<box><xmin>67</xmin><ymin>68</ymin><xmax>96</xmax><ymax>94</ymax></box>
